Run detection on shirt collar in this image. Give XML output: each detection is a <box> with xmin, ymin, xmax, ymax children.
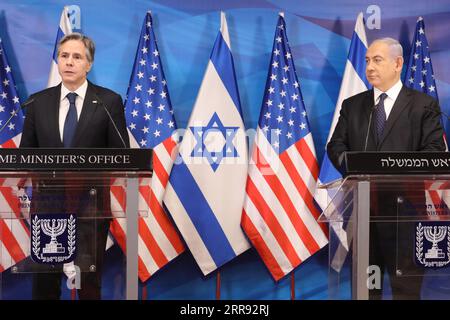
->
<box><xmin>60</xmin><ymin>80</ymin><xmax>88</xmax><ymax>101</ymax></box>
<box><xmin>373</xmin><ymin>79</ymin><xmax>403</xmax><ymax>102</ymax></box>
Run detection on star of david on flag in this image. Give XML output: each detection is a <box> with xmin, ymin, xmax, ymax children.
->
<box><xmin>190</xmin><ymin>112</ymin><xmax>239</xmax><ymax>172</ymax></box>
<box><xmin>163</xmin><ymin>12</ymin><xmax>250</xmax><ymax>276</ymax></box>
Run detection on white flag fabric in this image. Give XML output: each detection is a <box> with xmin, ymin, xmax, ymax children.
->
<box><xmin>46</xmin><ymin>6</ymin><xmax>75</xmax><ymax>278</ymax></box>
<box><xmin>316</xmin><ymin>12</ymin><xmax>369</xmax><ymax>208</ymax></box>
<box><xmin>47</xmin><ymin>6</ymin><xmax>73</xmax><ymax>88</ymax></box>
<box><xmin>163</xmin><ymin>12</ymin><xmax>250</xmax><ymax>275</ymax></box>
<box><xmin>109</xmin><ymin>12</ymin><xmax>185</xmax><ymax>282</ymax></box>
<box><xmin>0</xmin><ymin>38</ymin><xmax>28</xmax><ymax>272</ymax></box>
<box><xmin>316</xmin><ymin>13</ymin><xmax>369</xmax><ymax>271</ymax></box>
<box><xmin>241</xmin><ymin>14</ymin><xmax>328</xmax><ymax>281</ymax></box>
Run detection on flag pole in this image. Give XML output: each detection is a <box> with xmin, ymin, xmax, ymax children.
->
<box><xmin>116</xmin><ymin>9</ymin><xmax>185</xmax><ymax>292</ymax></box>
<box><xmin>241</xmin><ymin>8</ymin><xmax>328</xmax><ymax>284</ymax></box>
<box><xmin>216</xmin><ymin>271</ymin><xmax>221</xmax><ymax>300</ymax></box>
<box><xmin>141</xmin><ymin>283</ymin><xmax>148</xmax><ymax>300</ymax></box>
<box><xmin>290</xmin><ymin>272</ymin><xmax>295</xmax><ymax>300</ymax></box>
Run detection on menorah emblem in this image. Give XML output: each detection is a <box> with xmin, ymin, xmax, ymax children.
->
<box><xmin>41</xmin><ymin>218</ymin><xmax>67</xmax><ymax>254</ymax></box>
<box><xmin>31</xmin><ymin>213</ymin><xmax>77</xmax><ymax>264</ymax></box>
<box><xmin>424</xmin><ymin>226</ymin><xmax>447</xmax><ymax>259</ymax></box>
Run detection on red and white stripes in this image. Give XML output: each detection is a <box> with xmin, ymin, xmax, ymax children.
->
<box><xmin>109</xmin><ymin>137</ymin><xmax>184</xmax><ymax>282</ymax></box>
<box><xmin>242</xmin><ymin>129</ymin><xmax>328</xmax><ymax>280</ymax></box>
<box><xmin>0</xmin><ymin>136</ymin><xmax>31</xmax><ymax>272</ymax></box>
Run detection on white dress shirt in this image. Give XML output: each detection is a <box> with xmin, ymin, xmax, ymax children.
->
<box><xmin>59</xmin><ymin>81</ymin><xmax>88</xmax><ymax>142</ymax></box>
<box><xmin>373</xmin><ymin>79</ymin><xmax>403</xmax><ymax>120</ymax></box>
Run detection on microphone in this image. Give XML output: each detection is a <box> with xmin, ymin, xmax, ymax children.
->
<box><xmin>0</xmin><ymin>98</ymin><xmax>35</xmax><ymax>134</ymax></box>
<box><xmin>92</xmin><ymin>94</ymin><xmax>128</xmax><ymax>148</ymax></box>
<box><xmin>364</xmin><ymin>104</ymin><xmax>378</xmax><ymax>151</ymax></box>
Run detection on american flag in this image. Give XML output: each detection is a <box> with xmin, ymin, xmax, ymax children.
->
<box><xmin>403</xmin><ymin>17</ymin><xmax>449</xmax><ymax>213</ymax></box>
<box><xmin>241</xmin><ymin>14</ymin><xmax>328</xmax><ymax>281</ymax></box>
<box><xmin>0</xmin><ymin>38</ymin><xmax>29</xmax><ymax>272</ymax></box>
<box><xmin>109</xmin><ymin>12</ymin><xmax>184</xmax><ymax>282</ymax></box>
<box><xmin>404</xmin><ymin>17</ymin><xmax>438</xmax><ymax>101</ymax></box>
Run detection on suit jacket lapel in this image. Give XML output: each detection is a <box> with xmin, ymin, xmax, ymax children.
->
<box><xmin>379</xmin><ymin>86</ymin><xmax>412</xmax><ymax>147</ymax></box>
<box><xmin>50</xmin><ymin>84</ymin><xmax>64</xmax><ymax>147</ymax></box>
<box><xmin>72</xmin><ymin>82</ymin><xmax>99</xmax><ymax>147</ymax></box>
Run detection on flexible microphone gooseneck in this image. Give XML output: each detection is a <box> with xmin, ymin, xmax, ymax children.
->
<box><xmin>364</xmin><ymin>104</ymin><xmax>377</xmax><ymax>151</ymax></box>
<box><xmin>0</xmin><ymin>98</ymin><xmax>35</xmax><ymax>135</ymax></box>
<box><xmin>92</xmin><ymin>94</ymin><xmax>128</xmax><ymax>148</ymax></box>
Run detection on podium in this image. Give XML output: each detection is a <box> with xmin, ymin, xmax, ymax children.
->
<box><xmin>319</xmin><ymin>152</ymin><xmax>450</xmax><ymax>300</ymax></box>
<box><xmin>0</xmin><ymin>148</ymin><xmax>152</xmax><ymax>300</ymax></box>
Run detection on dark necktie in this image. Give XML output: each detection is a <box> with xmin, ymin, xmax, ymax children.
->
<box><xmin>63</xmin><ymin>92</ymin><xmax>78</xmax><ymax>147</ymax></box>
<box><xmin>374</xmin><ymin>93</ymin><xmax>388</xmax><ymax>142</ymax></box>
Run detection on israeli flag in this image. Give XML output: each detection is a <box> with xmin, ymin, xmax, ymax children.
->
<box><xmin>315</xmin><ymin>13</ymin><xmax>369</xmax><ymax>270</ymax></box>
<box><xmin>163</xmin><ymin>12</ymin><xmax>250</xmax><ymax>275</ymax></box>
<box><xmin>316</xmin><ymin>12</ymin><xmax>369</xmax><ymax>209</ymax></box>
<box><xmin>46</xmin><ymin>6</ymin><xmax>74</xmax><ymax>277</ymax></box>
<box><xmin>47</xmin><ymin>6</ymin><xmax>73</xmax><ymax>88</ymax></box>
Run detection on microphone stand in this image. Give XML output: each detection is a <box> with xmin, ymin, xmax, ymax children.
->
<box><xmin>0</xmin><ymin>98</ymin><xmax>34</xmax><ymax>134</ymax></box>
<box><xmin>364</xmin><ymin>105</ymin><xmax>377</xmax><ymax>151</ymax></box>
<box><xmin>92</xmin><ymin>94</ymin><xmax>128</xmax><ymax>148</ymax></box>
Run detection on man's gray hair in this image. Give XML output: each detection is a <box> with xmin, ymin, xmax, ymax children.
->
<box><xmin>57</xmin><ymin>32</ymin><xmax>95</xmax><ymax>63</ymax></box>
<box><xmin>371</xmin><ymin>37</ymin><xmax>403</xmax><ymax>60</ymax></box>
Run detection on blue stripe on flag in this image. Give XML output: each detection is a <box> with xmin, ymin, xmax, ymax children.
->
<box><xmin>347</xmin><ymin>32</ymin><xmax>370</xmax><ymax>89</ymax></box>
<box><xmin>318</xmin><ymin>153</ymin><xmax>342</xmax><ymax>184</ymax></box>
<box><xmin>210</xmin><ymin>33</ymin><xmax>243</xmax><ymax>117</ymax></box>
<box><xmin>52</xmin><ymin>27</ymin><xmax>66</xmax><ymax>62</ymax></box>
<box><xmin>169</xmin><ymin>160</ymin><xmax>237</xmax><ymax>267</ymax></box>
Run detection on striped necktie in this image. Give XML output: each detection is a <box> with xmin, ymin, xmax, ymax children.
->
<box><xmin>374</xmin><ymin>93</ymin><xmax>387</xmax><ymax>142</ymax></box>
<box><xmin>63</xmin><ymin>92</ymin><xmax>78</xmax><ymax>147</ymax></box>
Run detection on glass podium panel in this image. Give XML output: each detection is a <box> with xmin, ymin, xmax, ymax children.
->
<box><xmin>0</xmin><ymin>171</ymin><xmax>151</xmax><ymax>300</ymax></box>
<box><xmin>319</xmin><ymin>175</ymin><xmax>450</xmax><ymax>300</ymax></box>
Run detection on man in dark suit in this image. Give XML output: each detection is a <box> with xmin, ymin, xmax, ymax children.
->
<box><xmin>20</xmin><ymin>33</ymin><xmax>129</xmax><ymax>299</ymax></box>
<box><xmin>327</xmin><ymin>38</ymin><xmax>446</xmax><ymax>299</ymax></box>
